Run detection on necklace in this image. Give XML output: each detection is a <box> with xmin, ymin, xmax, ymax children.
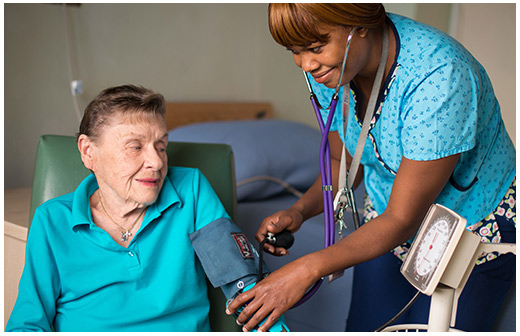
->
<box><xmin>98</xmin><ymin>192</ymin><xmax>145</xmax><ymax>242</ymax></box>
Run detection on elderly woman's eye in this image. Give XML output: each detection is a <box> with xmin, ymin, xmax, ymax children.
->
<box><xmin>128</xmin><ymin>144</ymin><xmax>141</xmax><ymax>151</ymax></box>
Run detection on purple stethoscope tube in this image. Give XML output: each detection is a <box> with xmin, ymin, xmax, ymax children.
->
<box><xmin>313</xmin><ymin>94</ymin><xmax>339</xmax><ymax>248</ymax></box>
<box><xmin>290</xmin><ymin>93</ymin><xmax>339</xmax><ymax>309</ymax></box>
<box><xmin>290</xmin><ymin>27</ymin><xmax>357</xmax><ymax>309</ymax></box>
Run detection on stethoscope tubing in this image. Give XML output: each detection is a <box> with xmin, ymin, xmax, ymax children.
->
<box><xmin>291</xmin><ymin>89</ymin><xmax>338</xmax><ymax>309</ymax></box>
<box><xmin>288</xmin><ymin>93</ymin><xmax>333</xmax><ymax>309</ymax></box>
<box><xmin>292</xmin><ymin>23</ymin><xmax>389</xmax><ymax>311</ymax></box>
<box><xmin>321</xmin><ymin>98</ymin><xmax>338</xmax><ymax>247</ymax></box>
<box><xmin>292</xmin><ymin>27</ymin><xmax>358</xmax><ymax>309</ymax></box>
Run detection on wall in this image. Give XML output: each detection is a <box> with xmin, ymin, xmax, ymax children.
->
<box><xmin>453</xmin><ymin>3</ymin><xmax>516</xmax><ymax>145</ymax></box>
<box><xmin>4</xmin><ymin>4</ymin><xmax>515</xmax><ymax>189</ymax></box>
<box><xmin>5</xmin><ymin>3</ymin><xmax>309</xmax><ymax>188</ymax></box>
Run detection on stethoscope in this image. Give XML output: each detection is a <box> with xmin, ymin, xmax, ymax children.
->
<box><xmin>255</xmin><ymin>28</ymin><xmax>360</xmax><ymax>310</ymax></box>
<box><xmin>303</xmin><ymin>26</ymin><xmax>360</xmax><ymax>250</ymax></box>
<box><xmin>297</xmin><ymin>24</ymin><xmax>389</xmax><ymax>307</ymax></box>
<box><xmin>257</xmin><ymin>25</ymin><xmax>389</xmax><ymax>309</ymax></box>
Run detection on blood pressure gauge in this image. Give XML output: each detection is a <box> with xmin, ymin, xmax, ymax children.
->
<box><xmin>401</xmin><ymin>204</ymin><xmax>466</xmax><ymax>296</ymax></box>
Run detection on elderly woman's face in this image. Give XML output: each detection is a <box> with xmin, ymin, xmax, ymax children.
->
<box><xmin>88</xmin><ymin>111</ymin><xmax>169</xmax><ymax>207</ymax></box>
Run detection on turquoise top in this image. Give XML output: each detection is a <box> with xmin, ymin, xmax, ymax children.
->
<box><xmin>311</xmin><ymin>13</ymin><xmax>516</xmax><ymax>225</ymax></box>
<box><xmin>6</xmin><ymin>167</ymin><xmax>229</xmax><ymax>331</ymax></box>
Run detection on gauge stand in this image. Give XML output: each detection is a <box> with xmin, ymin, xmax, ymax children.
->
<box><xmin>428</xmin><ymin>284</ymin><xmax>455</xmax><ymax>332</ymax></box>
<box><xmin>394</xmin><ymin>233</ymin><xmax>516</xmax><ymax>332</ymax></box>
<box><xmin>386</xmin><ymin>204</ymin><xmax>517</xmax><ymax>332</ymax></box>
<box><xmin>425</xmin><ymin>228</ymin><xmax>480</xmax><ymax>331</ymax></box>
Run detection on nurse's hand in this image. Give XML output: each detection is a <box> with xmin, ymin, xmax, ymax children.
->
<box><xmin>226</xmin><ymin>258</ymin><xmax>316</xmax><ymax>332</ymax></box>
<box><xmin>256</xmin><ymin>208</ymin><xmax>303</xmax><ymax>256</ymax></box>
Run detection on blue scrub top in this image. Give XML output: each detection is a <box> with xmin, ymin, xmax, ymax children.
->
<box><xmin>311</xmin><ymin>13</ymin><xmax>516</xmax><ymax>226</ymax></box>
<box><xmin>6</xmin><ymin>167</ymin><xmax>230</xmax><ymax>332</ymax></box>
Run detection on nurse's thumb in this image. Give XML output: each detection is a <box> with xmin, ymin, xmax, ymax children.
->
<box><xmin>266</xmin><ymin>221</ymin><xmax>281</xmax><ymax>234</ymax></box>
<box><xmin>268</xmin><ymin>215</ymin><xmax>292</xmax><ymax>233</ymax></box>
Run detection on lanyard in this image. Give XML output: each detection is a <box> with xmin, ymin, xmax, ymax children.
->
<box><xmin>334</xmin><ymin>25</ymin><xmax>389</xmax><ymax>231</ymax></box>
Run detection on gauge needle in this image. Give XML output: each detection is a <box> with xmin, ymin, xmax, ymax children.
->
<box><xmin>429</xmin><ymin>232</ymin><xmax>438</xmax><ymax>250</ymax></box>
<box><xmin>415</xmin><ymin>232</ymin><xmax>438</xmax><ymax>275</ymax></box>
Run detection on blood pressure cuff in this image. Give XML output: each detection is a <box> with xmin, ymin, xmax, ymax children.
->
<box><xmin>189</xmin><ymin>218</ymin><xmax>269</xmax><ymax>299</ymax></box>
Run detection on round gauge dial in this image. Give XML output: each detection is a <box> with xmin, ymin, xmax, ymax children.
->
<box><xmin>414</xmin><ymin>218</ymin><xmax>450</xmax><ymax>276</ymax></box>
<box><xmin>400</xmin><ymin>204</ymin><xmax>467</xmax><ymax>296</ymax></box>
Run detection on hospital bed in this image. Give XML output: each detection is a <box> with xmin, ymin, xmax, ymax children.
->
<box><xmin>165</xmin><ymin>102</ymin><xmax>515</xmax><ymax>332</ymax></box>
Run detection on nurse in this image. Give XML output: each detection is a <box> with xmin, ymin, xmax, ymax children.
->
<box><xmin>227</xmin><ymin>3</ymin><xmax>516</xmax><ymax>332</ymax></box>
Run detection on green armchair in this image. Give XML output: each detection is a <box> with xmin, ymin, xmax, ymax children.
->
<box><xmin>28</xmin><ymin>134</ymin><xmax>241</xmax><ymax>332</ymax></box>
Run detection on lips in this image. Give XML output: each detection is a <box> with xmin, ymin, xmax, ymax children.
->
<box><xmin>136</xmin><ymin>178</ymin><xmax>160</xmax><ymax>186</ymax></box>
<box><xmin>312</xmin><ymin>68</ymin><xmax>334</xmax><ymax>84</ymax></box>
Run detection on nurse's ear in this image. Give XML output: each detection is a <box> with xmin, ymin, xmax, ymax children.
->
<box><xmin>78</xmin><ymin>134</ymin><xmax>95</xmax><ymax>171</ymax></box>
<box><xmin>356</xmin><ymin>26</ymin><xmax>370</xmax><ymax>38</ymax></box>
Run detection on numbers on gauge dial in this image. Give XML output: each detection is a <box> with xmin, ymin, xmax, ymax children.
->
<box><xmin>414</xmin><ymin>218</ymin><xmax>450</xmax><ymax>276</ymax></box>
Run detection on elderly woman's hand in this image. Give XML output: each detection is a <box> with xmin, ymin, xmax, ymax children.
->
<box><xmin>226</xmin><ymin>258</ymin><xmax>317</xmax><ymax>332</ymax></box>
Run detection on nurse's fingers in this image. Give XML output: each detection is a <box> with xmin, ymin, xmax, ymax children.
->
<box><xmin>236</xmin><ymin>299</ymin><xmax>267</xmax><ymax>331</ymax></box>
<box><xmin>225</xmin><ymin>287</ymin><xmax>255</xmax><ymax>316</ymax></box>
<box><xmin>245</xmin><ymin>306</ymin><xmax>283</xmax><ymax>332</ymax></box>
<box><xmin>273</xmin><ymin>246</ymin><xmax>289</xmax><ymax>256</ymax></box>
<box><xmin>262</xmin><ymin>242</ymin><xmax>289</xmax><ymax>256</ymax></box>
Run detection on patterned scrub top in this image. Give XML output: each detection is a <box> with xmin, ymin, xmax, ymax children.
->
<box><xmin>309</xmin><ymin>14</ymin><xmax>516</xmax><ymax>254</ymax></box>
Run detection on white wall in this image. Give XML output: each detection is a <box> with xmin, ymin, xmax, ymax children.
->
<box><xmin>453</xmin><ymin>3</ymin><xmax>516</xmax><ymax>146</ymax></box>
<box><xmin>5</xmin><ymin>3</ymin><xmax>310</xmax><ymax>188</ymax></box>
<box><xmin>4</xmin><ymin>3</ymin><xmax>515</xmax><ymax>189</ymax></box>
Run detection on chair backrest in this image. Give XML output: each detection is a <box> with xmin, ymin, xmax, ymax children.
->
<box><xmin>29</xmin><ymin>134</ymin><xmax>240</xmax><ymax>332</ymax></box>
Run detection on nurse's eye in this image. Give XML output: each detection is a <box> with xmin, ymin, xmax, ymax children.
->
<box><xmin>309</xmin><ymin>45</ymin><xmax>323</xmax><ymax>53</ymax></box>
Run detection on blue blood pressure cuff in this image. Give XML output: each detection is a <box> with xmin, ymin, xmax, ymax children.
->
<box><xmin>189</xmin><ymin>218</ymin><xmax>268</xmax><ymax>299</ymax></box>
<box><xmin>190</xmin><ymin>218</ymin><xmax>289</xmax><ymax>332</ymax></box>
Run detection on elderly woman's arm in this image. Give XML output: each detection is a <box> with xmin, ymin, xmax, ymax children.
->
<box><xmin>6</xmin><ymin>208</ymin><xmax>59</xmax><ymax>331</ymax></box>
<box><xmin>189</xmin><ymin>170</ymin><xmax>289</xmax><ymax>332</ymax></box>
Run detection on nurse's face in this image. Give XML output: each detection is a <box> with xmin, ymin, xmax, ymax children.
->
<box><xmin>289</xmin><ymin>25</ymin><xmax>369</xmax><ymax>89</ymax></box>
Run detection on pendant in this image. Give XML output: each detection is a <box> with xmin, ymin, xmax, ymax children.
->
<box><xmin>121</xmin><ymin>231</ymin><xmax>132</xmax><ymax>242</ymax></box>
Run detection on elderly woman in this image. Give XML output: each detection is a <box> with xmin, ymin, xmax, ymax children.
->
<box><xmin>6</xmin><ymin>85</ymin><xmax>286</xmax><ymax>332</ymax></box>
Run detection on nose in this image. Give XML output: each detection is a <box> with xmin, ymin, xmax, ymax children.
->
<box><xmin>144</xmin><ymin>146</ymin><xmax>166</xmax><ymax>171</ymax></box>
<box><xmin>294</xmin><ymin>52</ymin><xmax>319</xmax><ymax>73</ymax></box>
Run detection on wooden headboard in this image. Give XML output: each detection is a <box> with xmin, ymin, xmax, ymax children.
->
<box><xmin>165</xmin><ymin>102</ymin><xmax>273</xmax><ymax>130</ymax></box>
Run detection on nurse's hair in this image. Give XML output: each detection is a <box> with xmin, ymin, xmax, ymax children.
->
<box><xmin>268</xmin><ymin>3</ymin><xmax>387</xmax><ymax>48</ymax></box>
<box><xmin>78</xmin><ymin>84</ymin><xmax>166</xmax><ymax>141</ymax></box>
